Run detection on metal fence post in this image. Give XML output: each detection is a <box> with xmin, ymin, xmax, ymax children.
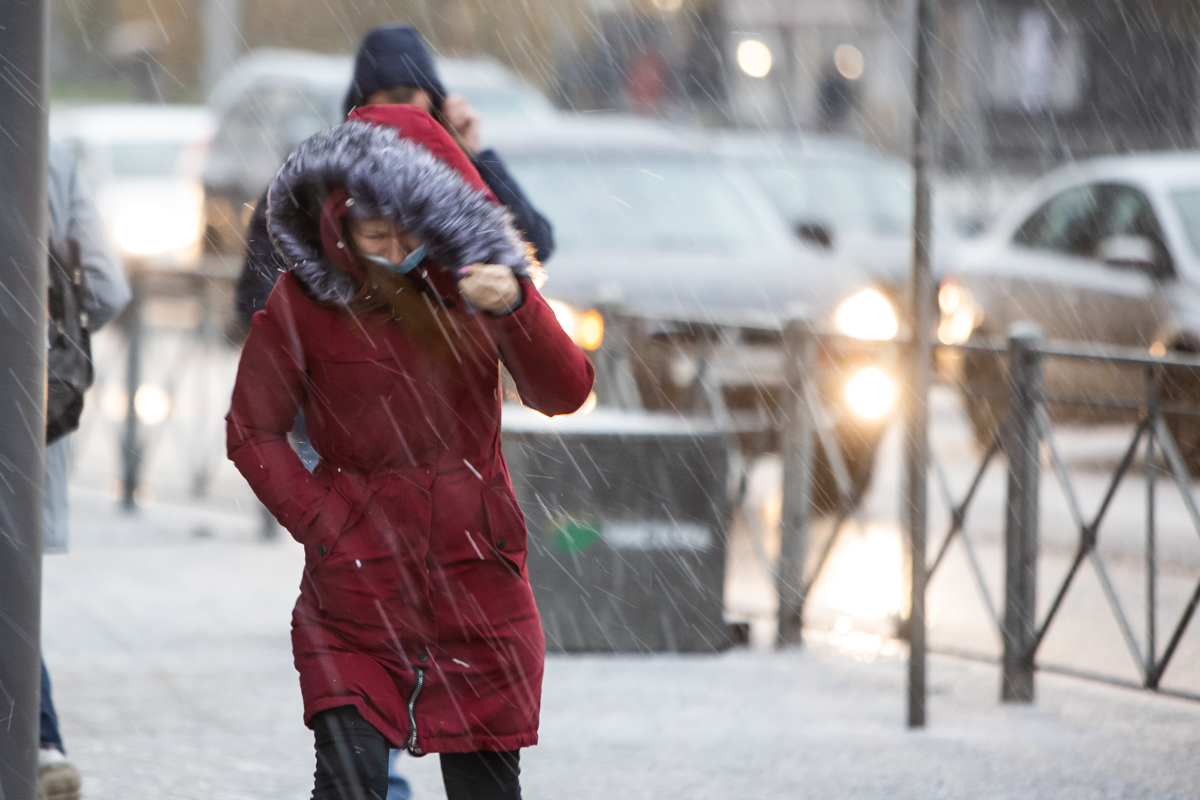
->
<box><xmin>777</xmin><ymin>320</ymin><xmax>817</xmax><ymax>646</ymax></box>
<box><xmin>121</xmin><ymin>273</ymin><xmax>145</xmax><ymax>510</ymax></box>
<box><xmin>1001</xmin><ymin>322</ymin><xmax>1044</xmax><ymax>702</ymax></box>
<box><xmin>592</xmin><ymin>302</ymin><xmax>642</xmax><ymax>411</ymax></box>
<box><xmin>904</xmin><ymin>0</ymin><xmax>941</xmax><ymax>730</ymax></box>
<box><xmin>0</xmin><ymin>0</ymin><xmax>48</xmax><ymax>797</ymax></box>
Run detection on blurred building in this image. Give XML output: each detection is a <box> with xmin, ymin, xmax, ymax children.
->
<box><xmin>939</xmin><ymin>0</ymin><xmax>1200</xmax><ymax>173</ymax></box>
<box><xmin>49</xmin><ymin>0</ymin><xmax>1200</xmax><ymax>170</ymax></box>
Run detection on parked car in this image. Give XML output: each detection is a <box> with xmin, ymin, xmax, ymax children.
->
<box><xmin>202</xmin><ymin>48</ymin><xmax>557</xmax><ymax>265</ymax></box>
<box><xmin>715</xmin><ymin>132</ymin><xmax>964</xmax><ymax>309</ymax></box>
<box><xmin>940</xmin><ymin>152</ymin><xmax>1200</xmax><ymax>465</ymax></box>
<box><xmin>489</xmin><ymin>115</ymin><xmax>904</xmax><ymax>501</ymax></box>
<box><xmin>50</xmin><ymin>103</ymin><xmax>215</xmax><ymax>272</ymax></box>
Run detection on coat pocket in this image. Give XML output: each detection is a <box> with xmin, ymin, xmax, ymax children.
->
<box><xmin>303</xmin><ymin>486</ymin><xmax>353</xmax><ymax>566</ymax></box>
<box><xmin>481</xmin><ymin>483</ymin><xmax>528</xmax><ymax>576</ymax></box>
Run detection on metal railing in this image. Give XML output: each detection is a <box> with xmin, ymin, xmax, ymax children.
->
<box><xmin>778</xmin><ymin>319</ymin><xmax>1200</xmax><ymax>703</ymax></box>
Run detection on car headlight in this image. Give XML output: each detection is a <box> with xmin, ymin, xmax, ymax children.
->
<box><xmin>937</xmin><ymin>279</ymin><xmax>982</xmax><ymax>344</ymax></box>
<box><xmin>112</xmin><ymin>184</ymin><xmax>204</xmax><ymax>259</ymax></box>
<box><xmin>835</xmin><ymin>288</ymin><xmax>899</xmax><ymax>341</ymax></box>
<box><xmin>547</xmin><ymin>299</ymin><xmax>604</xmax><ymax>351</ymax></box>
<box><xmin>844</xmin><ymin>367</ymin><xmax>896</xmax><ymax>421</ymax></box>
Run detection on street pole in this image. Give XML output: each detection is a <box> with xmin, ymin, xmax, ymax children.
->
<box><xmin>0</xmin><ymin>0</ymin><xmax>49</xmax><ymax>798</ymax></box>
<box><xmin>777</xmin><ymin>321</ymin><xmax>817</xmax><ymax>646</ymax></box>
<box><xmin>122</xmin><ymin>273</ymin><xmax>144</xmax><ymax>510</ymax></box>
<box><xmin>905</xmin><ymin>0</ymin><xmax>939</xmax><ymax>730</ymax></box>
<box><xmin>1001</xmin><ymin>324</ymin><xmax>1044</xmax><ymax>702</ymax></box>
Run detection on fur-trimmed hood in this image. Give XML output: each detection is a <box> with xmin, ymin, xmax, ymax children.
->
<box><xmin>267</xmin><ymin>105</ymin><xmax>530</xmax><ymax>305</ymax></box>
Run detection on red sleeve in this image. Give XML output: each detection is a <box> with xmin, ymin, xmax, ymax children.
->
<box><xmin>226</xmin><ymin>275</ymin><xmax>328</xmax><ymax>538</ymax></box>
<box><xmin>488</xmin><ymin>279</ymin><xmax>594</xmax><ymax>416</ymax></box>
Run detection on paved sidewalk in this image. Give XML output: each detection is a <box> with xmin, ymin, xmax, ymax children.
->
<box><xmin>41</xmin><ymin>488</ymin><xmax>1200</xmax><ymax>799</ymax></box>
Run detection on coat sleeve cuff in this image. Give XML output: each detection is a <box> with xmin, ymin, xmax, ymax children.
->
<box><xmin>486</xmin><ymin>282</ymin><xmax>526</xmax><ymax>317</ymax></box>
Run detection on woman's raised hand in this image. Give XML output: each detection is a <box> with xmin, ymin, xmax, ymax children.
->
<box><xmin>457</xmin><ymin>264</ymin><xmax>521</xmax><ymax>314</ymax></box>
<box><xmin>441</xmin><ymin>94</ymin><xmax>482</xmax><ymax>156</ymax></box>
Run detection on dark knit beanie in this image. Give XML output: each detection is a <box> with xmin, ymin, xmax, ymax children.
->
<box><xmin>343</xmin><ymin>25</ymin><xmax>447</xmax><ymax>118</ymax></box>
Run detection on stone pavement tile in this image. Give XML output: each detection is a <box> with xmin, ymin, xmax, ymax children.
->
<box><xmin>41</xmin><ymin>489</ymin><xmax>1200</xmax><ymax>799</ymax></box>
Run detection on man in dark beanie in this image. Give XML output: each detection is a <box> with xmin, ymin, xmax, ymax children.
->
<box><xmin>235</xmin><ymin>23</ymin><xmax>554</xmax><ymax>331</ymax></box>
<box><xmin>343</xmin><ymin>24</ymin><xmax>447</xmax><ymax>116</ymax></box>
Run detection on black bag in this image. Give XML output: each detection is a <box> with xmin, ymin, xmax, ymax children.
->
<box><xmin>46</xmin><ymin>237</ymin><xmax>93</xmax><ymax>444</ymax></box>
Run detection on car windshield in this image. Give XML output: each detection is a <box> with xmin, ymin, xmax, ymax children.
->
<box><xmin>456</xmin><ymin>87</ymin><xmax>552</xmax><ymax>119</ymax></box>
<box><xmin>107</xmin><ymin>142</ymin><xmax>187</xmax><ymax>177</ymax></box>
<box><xmin>504</xmin><ymin>155</ymin><xmax>784</xmax><ymax>254</ymax></box>
<box><xmin>1172</xmin><ymin>189</ymin><xmax>1200</xmax><ymax>258</ymax></box>
<box><xmin>744</xmin><ymin>156</ymin><xmax>912</xmax><ymax>237</ymax></box>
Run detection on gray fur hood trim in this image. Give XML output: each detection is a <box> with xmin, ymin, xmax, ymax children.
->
<box><xmin>267</xmin><ymin>119</ymin><xmax>530</xmax><ymax>305</ymax></box>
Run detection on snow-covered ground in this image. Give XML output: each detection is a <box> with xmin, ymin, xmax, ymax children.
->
<box><xmin>43</xmin><ymin>487</ymin><xmax>1200</xmax><ymax>799</ymax></box>
<box><xmin>42</xmin><ymin>319</ymin><xmax>1200</xmax><ymax>798</ymax></box>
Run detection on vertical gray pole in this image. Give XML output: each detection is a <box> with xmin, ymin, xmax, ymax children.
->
<box><xmin>121</xmin><ymin>274</ymin><xmax>143</xmax><ymax>510</ymax></box>
<box><xmin>0</xmin><ymin>1</ymin><xmax>49</xmax><ymax>798</ymax></box>
<box><xmin>904</xmin><ymin>0</ymin><xmax>940</xmax><ymax>729</ymax></box>
<box><xmin>1001</xmin><ymin>323</ymin><xmax>1044</xmax><ymax>702</ymax></box>
<box><xmin>592</xmin><ymin>303</ymin><xmax>641</xmax><ymax>411</ymax></box>
<box><xmin>202</xmin><ymin>0</ymin><xmax>245</xmax><ymax>91</ymax></box>
<box><xmin>777</xmin><ymin>23</ymin><xmax>799</xmax><ymax>131</ymax></box>
<box><xmin>777</xmin><ymin>320</ymin><xmax>816</xmax><ymax>646</ymax></box>
<box><xmin>1146</xmin><ymin>365</ymin><xmax>1158</xmax><ymax>687</ymax></box>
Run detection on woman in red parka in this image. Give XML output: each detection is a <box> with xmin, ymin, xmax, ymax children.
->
<box><xmin>226</xmin><ymin>104</ymin><xmax>594</xmax><ymax>800</ymax></box>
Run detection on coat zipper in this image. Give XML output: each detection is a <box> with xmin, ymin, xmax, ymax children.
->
<box><xmin>405</xmin><ymin>667</ymin><xmax>426</xmax><ymax>756</ymax></box>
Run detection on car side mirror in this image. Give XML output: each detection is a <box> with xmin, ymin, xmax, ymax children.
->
<box><xmin>794</xmin><ymin>221</ymin><xmax>834</xmax><ymax>249</ymax></box>
<box><xmin>1098</xmin><ymin>235</ymin><xmax>1162</xmax><ymax>276</ymax></box>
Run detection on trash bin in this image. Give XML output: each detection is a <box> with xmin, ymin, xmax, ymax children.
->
<box><xmin>501</xmin><ymin>405</ymin><xmax>733</xmax><ymax>653</ymax></box>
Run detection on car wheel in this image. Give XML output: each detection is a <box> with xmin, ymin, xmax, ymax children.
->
<box><xmin>961</xmin><ymin>347</ymin><xmax>1008</xmax><ymax>450</ymax></box>
<box><xmin>1158</xmin><ymin>354</ymin><xmax>1200</xmax><ymax>476</ymax></box>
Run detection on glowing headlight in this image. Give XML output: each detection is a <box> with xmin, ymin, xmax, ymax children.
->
<box><xmin>112</xmin><ymin>186</ymin><xmax>204</xmax><ymax>258</ymax></box>
<box><xmin>547</xmin><ymin>299</ymin><xmax>604</xmax><ymax>351</ymax></box>
<box><xmin>835</xmin><ymin>288</ymin><xmax>899</xmax><ymax>341</ymax></box>
<box><xmin>937</xmin><ymin>280</ymin><xmax>982</xmax><ymax>345</ymax></box>
<box><xmin>845</xmin><ymin>367</ymin><xmax>896</xmax><ymax>421</ymax></box>
<box><xmin>134</xmin><ymin>384</ymin><xmax>171</xmax><ymax>425</ymax></box>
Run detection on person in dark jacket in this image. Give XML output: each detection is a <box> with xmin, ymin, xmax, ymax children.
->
<box><xmin>227</xmin><ymin>104</ymin><xmax>593</xmax><ymax>800</ymax></box>
<box><xmin>235</xmin><ymin>23</ymin><xmax>553</xmax><ymax>331</ymax></box>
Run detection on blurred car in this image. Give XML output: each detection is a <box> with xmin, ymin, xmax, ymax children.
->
<box><xmin>489</xmin><ymin>115</ymin><xmax>904</xmax><ymax>497</ymax></box>
<box><xmin>940</xmin><ymin>153</ymin><xmax>1200</xmax><ymax>460</ymax></box>
<box><xmin>715</xmin><ymin>132</ymin><xmax>963</xmax><ymax>309</ymax></box>
<box><xmin>202</xmin><ymin>47</ymin><xmax>557</xmax><ymax>264</ymax></box>
<box><xmin>50</xmin><ymin>104</ymin><xmax>215</xmax><ymax>272</ymax></box>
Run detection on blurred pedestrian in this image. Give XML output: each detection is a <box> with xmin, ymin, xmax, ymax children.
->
<box><xmin>38</xmin><ymin>143</ymin><xmax>132</xmax><ymax>800</ymax></box>
<box><xmin>818</xmin><ymin>62</ymin><xmax>857</xmax><ymax>132</ymax></box>
<box><xmin>226</xmin><ymin>104</ymin><xmax>593</xmax><ymax>800</ymax></box>
<box><xmin>235</xmin><ymin>23</ymin><xmax>553</xmax><ymax>332</ymax></box>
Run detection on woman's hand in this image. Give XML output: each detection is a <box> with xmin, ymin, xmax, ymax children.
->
<box><xmin>458</xmin><ymin>264</ymin><xmax>521</xmax><ymax>314</ymax></box>
<box><xmin>441</xmin><ymin>94</ymin><xmax>482</xmax><ymax>156</ymax></box>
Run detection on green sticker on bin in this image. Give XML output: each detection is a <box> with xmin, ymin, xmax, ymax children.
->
<box><xmin>549</xmin><ymin>518</ymin><xmax>602</xmax><ymax>553</ymax></box>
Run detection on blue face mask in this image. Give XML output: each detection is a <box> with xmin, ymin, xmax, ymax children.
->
<box><xmin>363</xmin><ymin>244</ymin><xmax>427</xmax><ymax>275</ymax></box>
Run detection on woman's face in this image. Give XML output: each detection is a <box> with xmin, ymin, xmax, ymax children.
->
<box><xmin>348</xmin><ymin>217</ymin><xmax>422</xmax><ymax>265</ymax></box>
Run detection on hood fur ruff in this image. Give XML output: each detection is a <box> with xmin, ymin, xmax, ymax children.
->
<box><xmin>267</xmin><ymin>119</ymin><xmax>530</xmax><ymax>305</ymax></box>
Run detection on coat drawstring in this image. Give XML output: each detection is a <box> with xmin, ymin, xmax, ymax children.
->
<box><xmin>405</xmin><ymin>667</ymin><xmax>426</xmax><ymax>756</ymax></box>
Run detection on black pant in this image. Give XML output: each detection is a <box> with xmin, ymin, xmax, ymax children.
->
<box><xmin>311</xmin><ymin>705</ymin><xmax>522</xmax><ymax>800</ymax></box>
<box><xmin>40</xmin><ymin>657</ymin><xmax>65</xmax><ymax>753</ymax></box>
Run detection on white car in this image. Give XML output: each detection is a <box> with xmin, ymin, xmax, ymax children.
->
<box><xmin>715</xmin><ymin>132</ymin><xmax>965</xmax><ymax>307</ymax></box>
<box><xmin>942</xmin><ymin>152</ymin><xmax>1200</xmax><ymax>458</ymax></box>
<box><xmin>51</xmin><ymin>104</ymin><xmax>215</xmax><ymax>272</ymax></box>
<box><xmin>488</xmin><ymin>114</ymin><xmax>901</xmax><ymax>500</ymax></box>
<box><xmin>202</xmin><ymin>47</ymin><xmax>558</xmax><ymax>257</ymax></box>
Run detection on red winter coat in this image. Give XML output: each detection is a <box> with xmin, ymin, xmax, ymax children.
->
<box><xmin>226</xmin><ymin>105</ymin><xmax>594</xmax><ymax>754</ymax></box>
